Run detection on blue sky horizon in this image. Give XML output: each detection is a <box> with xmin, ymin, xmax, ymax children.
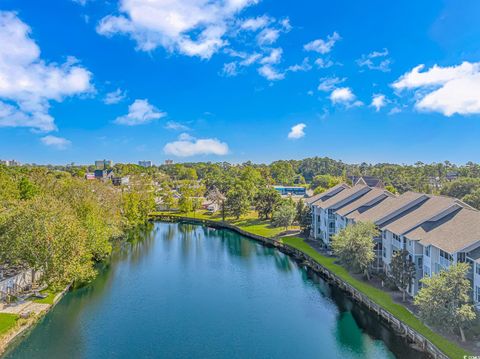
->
<box><xmin>1</xmin><ymin>0</ymin><xmax>480</xmax><ymax>166</ymax></box>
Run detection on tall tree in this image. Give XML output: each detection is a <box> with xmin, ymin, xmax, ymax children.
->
<box><xmin>272</xmin><ymin>199</ymin><xmax>296</xmax><ymax>231</ymax></box>
<box><xmin>331</xmin><ymin>222</ymin><xmax>378</xmax><ymax>280</ymax></box>
<box><xmin>296</xmin><ymin>200</ymin><xmax>312</xmax><ymax>236</ymax></box>
<box><xmin>225</xmin><ymin>184</ymin><xmax>250</xmax><ymax>219</ymax></box>
<box><xmin>390</xmin><ymin>249</ymin><xmax>416</xmax><ymax>302</ymax></box>
<box><xmin>415</xmin><ymin>263</ymin><xmax>476</xmax><ymax>342</ymax></box>
<box><xmin>254</xmin><ymin>187</ymin><xmax>281</xmax><ymax>220</ymax></box>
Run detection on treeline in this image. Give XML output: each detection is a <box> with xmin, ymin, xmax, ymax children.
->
<box><xmin>0</xmin><ymin>166</ymin><xmax>155</xmax><ymax>290</ymax></box>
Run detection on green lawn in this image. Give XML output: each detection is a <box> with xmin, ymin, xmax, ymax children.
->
<box><xmin>32</xmin><ymin>289</ymin><xmax>57</xmax><ymax>305</ymax></box>
<box><xmin>0</xmin><ymin>313</ymin><xmax>18</xmax><ymax>337</ymax></box>
<box><xmin>151</xmin><ymin>210</ymin><xmax>296</xmax><ymax>238</ymax></box>
<box><xmin>280</xmin><ymin>236</ymin><xmax>470</xmax><ymax>359</ymax></box>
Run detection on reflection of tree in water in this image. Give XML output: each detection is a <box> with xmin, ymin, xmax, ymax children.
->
<box><xmin>124</xmin><ymin>222</ymin><xmax>157</xmax><ymax>266</ymax></box>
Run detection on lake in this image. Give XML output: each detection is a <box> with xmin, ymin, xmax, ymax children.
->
<box><xmin>3</xmin><ymin>222</ymin><xmax>424</xmax><ymax>359</ymax></box>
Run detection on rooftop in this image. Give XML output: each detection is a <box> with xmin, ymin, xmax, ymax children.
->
<box><xmin>317</xmin><ymin>184</ymin><xmax>370</xmax><ymax>209</ymax></box>
<box><xmin>335</xmin><ymin>188</ymin><xmax>393</xmax><ymax>217</ymax></box>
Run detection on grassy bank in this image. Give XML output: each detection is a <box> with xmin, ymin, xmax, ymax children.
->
<box><xmin>153</xmin><ymin>211</ymin><xmax>469</xmax><ymax>359</ymax></box>
<box><xmin>0</xmin><ymin>314</ymin><xmax>18</xmax><ymax>337</ymax></box>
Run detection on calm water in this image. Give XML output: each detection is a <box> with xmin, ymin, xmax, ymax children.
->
<box><xmin>4</xmin><ymin>222</ymin><xmax>423</xmax><ymax>359</ymax></box>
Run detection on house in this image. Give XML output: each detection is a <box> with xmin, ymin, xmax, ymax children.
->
<box><xmin>85</xmin><ymin>173</ymin><xmax>96</xmax><ymax>180</ymax></box>
<box><xmin>306</xmin><ymin>183</ymin><xmax>480</xmax><ymax>304</ymax></box>
<box><xmin>94</xmin><ymin>169</ymin><xmax>114</xmax><ymax>180</ymax></box>
<box><xmin>446</xmin><ymin>171</ymin><xmax>459</xmax><ymax>181</ymax></box>
<box><xmin>273</xmin><ymin>186</ymin><xmax>307</xmax><ymax>196</ymax></box>
<box><xmin>112</xmin><ymin>176</ymin><xmax>130</xmax><ymax>186</ymax></box>
<box><xmin>349</xmin><ymin>176</ymin><xmax>384</xmax><ymax>188</ymax></box>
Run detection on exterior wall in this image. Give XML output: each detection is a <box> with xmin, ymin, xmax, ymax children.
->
<box><xmin>0</xmin><ymin>270</ymin><xmax>42</xmax><ymax>300</ymax></box>
<box><xmin>474</xmin><ymin>262</ymin><xmax>480</xmax><ymax>304</ymax></box>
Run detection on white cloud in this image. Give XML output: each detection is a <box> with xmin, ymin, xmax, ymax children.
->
<box><xmin>258</xmin><ymin>65</ymin><xmax>284</xmax><ymax>81</ymax></box>
<box><xmin>104</xmin><ymin>88</ymin><xmax>127</xmax><ymax>105</ymax></box>
<box><xmin>304</xmin><ymin>32</ymin><xmax>341</xmax><ymax>54</ymax></box>
<box><xmin>371</xmin><ymin>94</ymin><xmax>387</xmax><ymax>111</ymax></box>
<box><xmin>288</xmin><ymin>123</ymin><xmax>306</xmax><ymax>139</ymax></box>
<box><xmin>97</xmin><ymin>0</ymin><xmax>260</xmax><ymax>59</ymax></box>
<box><xmin>221</xmin><ymin>62</ymin><xmax>238</xmax><ymax>76</ymax></box>
<box><xmin>114</xmin><ymin>99</ymin><xmax>166</xmax><ymax>125</ymax></box>
<box><xmin>165</xmin><ymin>121</ymin><xmax>189</xmax><ymax>131</ymax></box>
<box><xmin>317</xmin><ymin>77</ymin><xmax>345</xmax><ymax>92</ymax></box>
<box><xmin>257</xmin><ymin>28</ymin><xmax>280</xmax><ymax>45</ymax></box>
<box><xmin>287</xmin><ymin>58</ymin><xmax>312</xmax><ymax>73</ymax></box>
<box><xmin>314</xmin><ymin>58</ymin><xmax>334</xmax><ymax>69</ymax></box>
<box><xmin>0</xmin><ymin>11</ymin><xmax>93</xmax><ymax>132</ymax></box>
<box><xmin>40</xmin><ymin>135</ymin><xmax>71</xmax><ymax>150</ymax></box>
<box><xmin>392</xmin><ymin>61</ymin><xmax>480</xmax><ymax>116</ymax></box>
<box><xmin>330</xmin><ymin>87</ymin><xmax>362</xmax><ymax>107</ymax></box>
<box><xmin>164</xmin><ymin>134</ymin><xmax>229</xmax><ymax>157</ymax></box>
<box><xmin>240</xmin><ymin>16</ymin><xmax>271</xmax><ymax>31</ymax></box>
<box><xmin>260</xmin><ymin>48</ymin><xmax>282</xmax><ymax>65</ymax></box>
<box><xmin>357</xmin><ymin>48</ymin><xmax>391</xmax><ymax>72</ymax></box>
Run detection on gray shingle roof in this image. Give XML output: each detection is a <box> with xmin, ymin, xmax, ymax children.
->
<box><xmin>335</xmin><ymin>188</ymin><xmax>393</xmax><ymax>217</ymax></box>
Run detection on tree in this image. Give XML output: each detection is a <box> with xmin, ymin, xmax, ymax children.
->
<box><xmin>225</xmin><ymin>185</ymin><xmax>250</xmax><ymax>219</ymax></box>
<box><xmin>254</xmin><ymin>187</ymin><xmax>281</xmax><ymax>220</ymax></box>
<box><xmin>311</xmin><ymin>174</ymin><xmax>341</xmax><ymax>192</ymax></box>
<box><xmin>272</xmin><ymin>200</ymin><xmax>296</xmax><ymax>231</ymax></box>
<box><xmin>18</xmin><ymin>177</ymin><xmax>38</xmax><ymax>200</ymax></box>
<box><xmin>415</xmin><ymin>263</ymin><xmax>476</xmax><ymax>342</ymax></box>
<box><xmin>385</xmin><ymin>185</ymin><xmax>398</xmax><ymax>194</ymax></box>
<box><xmin>390</xmin><ymin>249</ymin><xmax>416</xmax><ymax>302</ymax></box>
<box><xmin>463</xmin><ymin>188</ymin><xmax>480</xmax><ymax>209</ymax></box>
<box><xmin>296</xmin><ymin>200</ymin><xmax>312</xmax><ymax>236</ymax></box>
<box><xmin>331</xmin><ymin>222</ymin><xmax>378</xmax><ymax>280</ymax></box>
<box><xmin>270</xmin><ymin>161</ymin><xmax>296</xmax><ymax>186</ymax></box>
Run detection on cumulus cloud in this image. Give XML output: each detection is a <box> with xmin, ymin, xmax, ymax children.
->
<box><xmin>314</xmin><ymin>58</ymin><xmax>334</xmax><ymax>69</ymax></box>
<box><xmin>287</xmin><ymin>58</ymin><xmax>312</xmax><ymax>73</ymax></box>
<box><xmin>288</xmin><ymin>123</ymin><xmax>306</xmax><ymax>139</ymax></box>
<box><xmin>0</xmin><ymin>11</ymin><xmax>93</xmax><ymax>132</ymax></box>
<box><xmin>257</xmin><ymin>28</ymin><xmax>280</xmax><ymax>45</ymax></box>
<box><xmin>357</xmin><ymin>48</ymin><xmax>391</xmax><ymax>72</ymax></box>
<box><xmin>104</xmin><ymin>88</ymin><xmax>127</xmax><ymax>105</ymax></box>
<box><xmin>40</xmin><ymin>135</ymin><xmax>71</xmax><ymax>150</ymax></box>
<box><xmin>258</xmin><ymin>65</ymin><xmax>285</xmax><ymax>81</ymax></box>
<box><xmin>392</xmin><ymin>61</ymin><xmax>480</xmax><ymax>116</ymax></box>
<box><xmin>371</xmin><ymin>94</ymin><xmax>387</xmax><ymax>111</ymax></box>
<box><xmin>114</xmin><ymin>99</ymin><xmax>166</xmax><ymax>125</ymax></box>
<box><xmin>330</xmin><ymin>87</ymin><xmax>362</xmax><ymax>107</ymax></box>
<box><xmin>240</xmin><ymin>16</ymin><xmax>271</xmax><ymax>31</ymax></box>
<box><xmin>317</xmin><ymin>77</ymin><xmax>345</xmax><ymax>92</ymax></box>
<box><xmin>304</xmin><ymin>32</ymin><xmax>341</xmax><ymax>54</ymax></box>
<box><xmin>165</xmin><ymin>121</ymin><xmax>189</xmax><ymax>131</ymax></box>
<box><xmin>97</xmin><ymin>0</ymin><xmax>260</xmax><ymax>59</ymax></box>
<box><xmin>164</xmin><ymin>134</ymin><xmax>229</xmax><ymax>157</ymax></box>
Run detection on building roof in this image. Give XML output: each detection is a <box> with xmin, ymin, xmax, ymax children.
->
<box><xmin>405</xmin><ymin>208</ymin><xmax>480</xmax><ymax>253</ymax></box>
<box><xmin>349</xmin><ymin>176</ymin><xmax>384</xmax><ymax>188</ymax></box>
<box><xmin>317</xmin><ymin>184</ymin><xmax>370</xmax><ymax>209</ymax></box>
<box><xmin>304</xmin><ymin>183</ymin><xmax>350</xmax><ymax>205</ymax></box>
<box><xmin>335</xmin><ymin>188</ymin><xmax>393</xmax><ymax>217</ymax></box>
<box><xmin>381</xmin><ymin>195</ymin><xmax>460</xmax><ymax>235</ymax></box>
<box><xmin>348</xmin><ymin>191</ymin><xmax>427</xmax><ymax>224</ymax></box>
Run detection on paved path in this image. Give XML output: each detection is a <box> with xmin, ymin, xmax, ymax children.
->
<box><xmin>0</xmin><ymin>301</ymin><xmax>49</xmax><ymax>316</ymax></box>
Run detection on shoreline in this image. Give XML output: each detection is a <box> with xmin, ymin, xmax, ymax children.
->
<box><xmin>152</xmin><ymin>214</ymin><xmax>467</xmax><ymax>359</ymax></box>
<box><xmin>0</xmin><ymin>285</ymin><xmax>70</xmax><ymax>357</ymax></box>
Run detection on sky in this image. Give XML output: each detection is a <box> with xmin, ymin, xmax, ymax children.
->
<box><xmin>1</xmin><ymin>0</ymin><xmax>480</xmax><ymax>165</ymax></box>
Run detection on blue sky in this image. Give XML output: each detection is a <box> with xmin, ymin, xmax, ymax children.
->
<box><xmin>1</xmin><ymin>0</ymin><xmax>480</xmax><ymax>165</ymax></box>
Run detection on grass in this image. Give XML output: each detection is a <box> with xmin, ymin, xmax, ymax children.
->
<box><xmin>151</xmin><ymin>210</ymin><xmax>297</xmax><ymax>238</ymax></box>
<box><xmin>0</xmin><ymin>313</ymin><xmax>18</xmax><ymax>337</ymax></box>
<box><xmin>280</xmin><ymin>236</ymin><xmax>470</xmax><ymax>359</ymax></box>
<box><xmin>32</xmin><ymin>289</ymin><xmax>57</xmax><ymax>305</ymax></box>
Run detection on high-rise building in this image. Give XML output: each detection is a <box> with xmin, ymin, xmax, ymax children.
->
<box><xmin>164</xmin><ymin>160</ymin><xmax>174</xmax><ymax>165</ymax></box>
<box><xmin>138</xmin><ymin>160</ymin><xmax>153</xmax><ymax>168</ymax></box>
<box><xmin>95</xmin><ymin>160</ymin><xmax>113</xmax><ymax>169</ymax></box>
<box><xmin>0</xmin><ymin>159</ymin><xmax>20</xmax><ymax>166</ymax></box>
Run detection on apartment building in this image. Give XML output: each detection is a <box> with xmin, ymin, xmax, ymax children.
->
<box><xmin>308</xmin><ymin>178</ymin><xmax>480</xmax><ymax>304</ymax></box>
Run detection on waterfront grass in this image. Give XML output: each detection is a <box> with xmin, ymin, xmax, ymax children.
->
<box><xmin>0</xmin><ymin>313</ymin><xmax>18</xmax><ymax>337</ymax></box>
<box><xmin>33</xmin><ymin>290</ymin><xmax>56</xmax><ymax>305</ymax></box>
<box><xmin>280</xmin><ymin>236</ymin><xmax>470</xmax><ymax>359</ymax></box>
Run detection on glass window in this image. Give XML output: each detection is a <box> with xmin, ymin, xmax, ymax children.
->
<box><xmin>476</xmin><ymin>286</ymin><xmax>480</xmax><ymax>303</ymax></box>
<box><xmin>425</xmin><ymin>246</ymin><xmax>430</xmax><ymax>257</ymax></box>
<box><xmin>476</xmin><ymin>263</ymin><xmax>480</xmax><ymax>276</ymax></box>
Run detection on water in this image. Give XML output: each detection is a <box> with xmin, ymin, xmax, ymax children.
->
<box><xmin>4</xmin><ymin>222</ymin><xmax>423</xmax><ymax>359</ymax></box>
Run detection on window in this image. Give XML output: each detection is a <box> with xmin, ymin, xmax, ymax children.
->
<box><xmin>417</xmin><ymin>257</ymin><xmax>423</xmax><ymax>267</ymax></box>
<box><xmin>476</xmin><ymin>286</ymin><xmax>480</xmax><ymax>303</ymax></box>
<box><xmin>457</xmin><ymin>252</ymin><xmax>466</xmax><ymax>263</ymax></box>
<box><xmin>425</xmin><ymin>246</ymin><xmax>430</xmax><ymax>257</ymax></box>
<box><xmin>440</xmin><ymin>250</ymin><xmax>453</xmax><ymax>262</ymax></box>
<box><xmin>382</xmin><ymin>231</ymin><xmax>386</xmax><ymax>239</ymax></box>
<box><xmin>383</xmin><ymin>246</ymin><xmax>387</xmax><ymax>258</ymax></box>
<box><xmin>476</xmin><ymin>263</ymin><xmax>480</xmax><ymax>276</ymax></box>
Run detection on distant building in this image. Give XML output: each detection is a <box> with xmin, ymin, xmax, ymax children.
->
<box><xmin>85</xmin><ymin>173</ymin><xmax>96</xmax><ymax>180</ymax></box>
<box><xmin>112</xmin><ymin>176</ymin><xmax>130</xmax><ymax>186</ymax></box>
<box><xmin>0</xmin><ymin>159</ymin><xmax>20</xmax><ymax>166</ymax></box>
<box><xmin>138</xmin><ymin>160</ymin><xmax>153</xmax><ymax>168</ymax></box>
<box><xmin>446</xmin><ymin>171</ymin><xmax>459</xmax><ymax>181</ymax></box>
<box><xmin>94</xmin><ymin>169</ymin><xmax>114</xmax><ymax>180</ymax></box>
<box><xmin>95</xmin><ymin>160</ymin><xmax>113</xmax><ymax>169</ymax></box>
<box><xmin>164</xmin><ymin>160</ymin><xmax>174</xmax><ymax>165</ymax></box>
<box><xmin>273</xmin><ymin>186</ymin><xmax>307</xmax><ymax>196</ymax></box>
